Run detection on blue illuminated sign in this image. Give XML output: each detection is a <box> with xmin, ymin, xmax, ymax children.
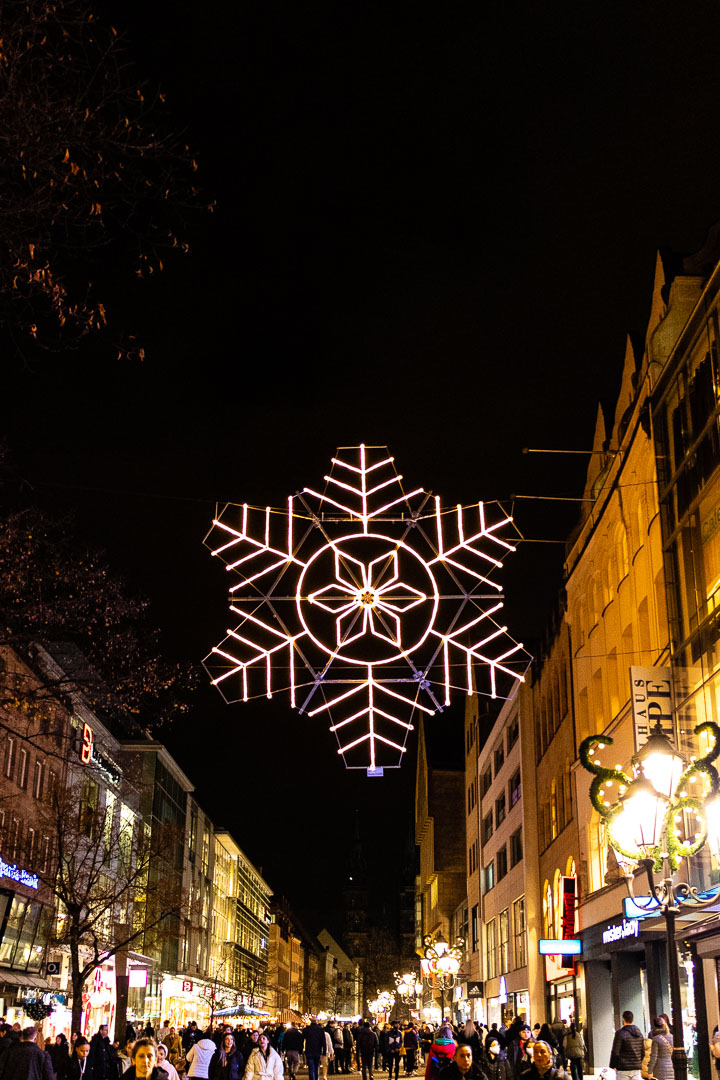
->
<box><xmin>623</xmin><ymin>896</ymin><xmax>660</xmax><ymax>919</ymax></box>
<box><xmin>538</xmin><ymin>938</ymin><xmax>581</xmax><ymax>955</ymax></box>
<box><xmin>0</xmin><ymin>855</ymin><xmax>39</xmax><ymax>890</ymax></box>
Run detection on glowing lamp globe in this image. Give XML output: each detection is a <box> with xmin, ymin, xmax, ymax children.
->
<box><xmin>634</xmin><ymin>722</ymin><xmax>685</xmax><ymax>800</ymax></box>
<box><xmin>609</xmin><ymin>775</ymin><xmax>669</xmax><ymax>854</ymax></box>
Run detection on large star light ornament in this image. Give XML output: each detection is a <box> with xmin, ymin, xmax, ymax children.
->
<box><xmin>204</xmin><ymin>445</ymin><xmax>531</xmax><ymax>774</ymax></box>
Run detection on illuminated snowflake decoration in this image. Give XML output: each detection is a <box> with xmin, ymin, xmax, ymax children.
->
<box><xmin>204</xmin><ymin>445</ymin><xmax>531</xmax><ymax>773</ymax></box>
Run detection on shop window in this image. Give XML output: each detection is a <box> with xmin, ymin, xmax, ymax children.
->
<box><xmin>17</xmin><ymin>748</ymin><xmax>28</xmax><ymax>790</ymax></box>
<box><xmin>498</xmin><ymin>909</ymin><xmax>509</xmax><ymax>974</ymax></box>
<box><xmin>494</xmin><ymin>743</ymin><xmax>504</xmax><ymax>774</ymax></box>
<box><xmin>481</xmin><ymin>860</ymin><xmax>495</xmax><ymax>896</ymax></box>
<box><xmin>4</xmin><ymin>738</ymin><xmax>15</xmax><ymax>781</ymax></box>
<box><xmin>509</xmin><ymin>768</ymin><xmax>521</xmax><ymax>807</ymax></box>
<box><xmin>482</xmin><ymin>812</ymin><xmax>494</xmax><ymax>844</ymax></box>
<box><xmin>0</xmin><ymin>895</ymin><xmax>28</xmax><ymax>966</ymax></box>
<box><xmin>510</xmin><ymin>828</ymin><xmax>523</xmax><ymax>867</ymax></box>
<box><xmin>485</xmin><ymin>919</ymin><xmax>497</xmax><ymax>981</ymax></box>
<box><xmin>513</xmin><ymin>897</ymin><xmax>527</xmax><ymax>969</ymax></box>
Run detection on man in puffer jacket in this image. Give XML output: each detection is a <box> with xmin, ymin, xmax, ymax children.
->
<box><xmin>609</xmin><ymin>1011</ymin><xmax>644</xmax><ymax>1079</ymax></box>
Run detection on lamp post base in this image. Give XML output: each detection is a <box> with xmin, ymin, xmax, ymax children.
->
<box><xmin>671</xmin><ymin>1046</ymin><xmax>688</xmax><ymax>1080</ymax></box>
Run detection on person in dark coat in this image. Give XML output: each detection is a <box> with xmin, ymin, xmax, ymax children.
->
<box><xmin>481</xmin><ymin>1039</ymin><xmax>512</xmax><ymax>1080</ymax></box>
<box><xmin>435</xmin><ymin>1045</ymin><xmax>486</xmax><ymax>1080</ymax></box>
<box><xmin>121</xmin><ymin>1041</ymin><xmax>164</xmax><ymax>1080</ymax></box>
<box><xmin>0</xmin><ymin>1028</ymin><xmax>56</xmax><ymax>1080</ymax></box>
<box><xmin>48</xmin><ymin>1037</ymin><xmax>70</xmax><ymax>1080</ymax></box>
<box><xmin>282</xmin><ymin>1025</ymin><xmax>303</xmax><ymax>1080</ymax></box>
<box><xmin>87</xmin><ymin>1028</ymin><xmax>117</xmax><ymax>1080</ymax></box>
<box><xmin>609</xmin><ymin>1012</ymin><xmax>644</xmax><ymax>1076</ymax></box>
<box><xmin>66</xmin><ymin>1039</ymin><xmax>91</xmax><ymax>1080</ymax></box>
<box><xmin>303</xmin><ymin>1021</ymin><xmax>327</xmax><ymax>1080</ymax></box>
<box><xmin>355</xmin><ymin>1024</ymin><xmax>378</xmax><ymax>1080</ymax></box>
<box><xmin>518</xmin><ymin>1041</ymin><xmax>566</xmax><ymax>1079</ymax></box>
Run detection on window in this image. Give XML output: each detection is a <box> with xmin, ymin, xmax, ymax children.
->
<box><xmin>509</xmin><ymin>768</ymin><xmax>521</xmax><ymax>807</ymax></box>
<box><xmin>481</xmin><ymin>860</ymin><xmax>495</xmax><ymax>895</ymax></box>
<box><xmin>467</xmin><ymin>779</ymin><xmax>477</xmax><ymax>816</ymax></box>
<box><xmin>471</xmin><ymin>904</ymin><xmax>479</xmax><ymax>951</ymax></box>
<box><xmin>507</xmin><ymin>715</ymin><xmax>519</xmax><ymax>749</ymax></box>
<box><xmin>481</xmin><ymin>766</ymin><xmax>492</xmax><ymax>797</ymax></box>
<box><xmin>40</xmin><ymin>836</ymin><xmax>50</xmax><ymax>873</ymax></box>
<box><xmin>494</xmin><ymin>744</ymin><xmax>504</xmax><ymax>774</ymax></box>
<box><xmin>513</xmin><ymin>897</ymin><xmax>527</xmax><ymax>969</ymax></box>
<box><xmin>510</xmin><ymin>827</ymin><xmax>523</xmax><ymax>867</ymax></box>
<box><xmin>189</xmin><ymin>809</ymin><xmax>198</xmax><ymax>862</ymax></box>
<box><xmin>496</xmin><ymin>845</ymin><xmax>507</xmax><ymax>881</ymax></box>
<box><xmin>4</xmin><ymin>738</ymin><xmax>15</xmax><ymax>780</ymax></box>
<box><xmin>482</xmin><ymin>812</ymin><xmax>494</xmax><ymax>844</ymax></box>
<box><xmin>17</xmin><ymin>748</ymin><xmax>28</xmax><ymax>790</ymax></box>
<box><xmin>499</xmin><ymin>909</ymin><xmax>509</xmax><ymax>974</ymax></box>
<box><xmin>485</xmin><ymin>919</ymin><xmax>497</xmax><ymax>980</ymax></box>
<box><xmin>79</xmin><ymin>779</ymin><xmax>99</xmax><ymax>838</ymax></box>
<box><xmin>33</xmin><ymin>760</ymin><xmax>44</xmax><ymax>800</ymax></box>
<box><xmin>468</xmin><ymin>842</ymin><xmax>478</xmax><ymax>876</ymax></box>
<box><xmin>8</xmin><ymin>817</ymin><xmax>20</xmax><ymax>860</ymax></box>
<box><xmin>495</xmin><ymin>792</ymin><xmax>506</xmax><ymax>827</ymax></box>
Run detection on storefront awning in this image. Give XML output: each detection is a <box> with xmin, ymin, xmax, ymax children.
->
<box><xmin>0</xmin><ymin>971</ymin><xmax>56</xmax><ymax>990</ymax></box>
<box><xmin>212</xmin><ymin>1005</ymin><xmax>272</xmax><ymax>1018</ymax></box>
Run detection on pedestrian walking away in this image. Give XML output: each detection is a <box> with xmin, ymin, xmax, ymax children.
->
<box><xmin>0</xmin><ymin>1029</ymin><xmax>55</xmax><ymax>1080</ymax></box>
<box><xmin>609</xmin><ymin>1011</ymin><xmax>644</xmax><ymax>1080</ymax></box>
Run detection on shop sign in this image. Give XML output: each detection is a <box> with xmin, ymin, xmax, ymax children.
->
<box><xmin>602</xmin><ymin>918</ymin><xmax>639</xmax><ymax>944</ymax></box>
<box><xmin>544</xmin><ymin>954</ymin><xmax>573</xmax><ymax>981</ymax></box>
<box><xmin>561</xmin><ymin>877</ymin><xmax>576</xmax><ymax>938</ymax></box>
<box><xmin>0</xmin><ymin>854</ymin><xmax>39</xmax><ymax>890</ymax></box>
<box><xmin>629</xmin><ymin>667</ymin><xmax>672</xmax><ymax>751</ymax></box>
<box><xmin>129</xmin><ymin>969</ymin><xmax>148</xmax><ymax>989</ymax></box>
<box><xmin>498</xmin><ymin>977</ymin><xmax>507</xmax><ymax>1005</ymax></box>
<box><xmin>467</xmin><ymin>982</ymin><xmax>483</xmax><ymax>998</ymax></box>
<box><xmin>182</xmin><ymin>980</ymin><xmax>194</xmax><ymax>993</ymax></box>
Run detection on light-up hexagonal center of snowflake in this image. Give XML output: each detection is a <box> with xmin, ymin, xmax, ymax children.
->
<box><xmin>297</xmin><ymin>533</ymin><xmax>440</xmax><ymax>665</ymax></box>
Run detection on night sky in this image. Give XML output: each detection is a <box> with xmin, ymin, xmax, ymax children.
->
<box><xmin>5</xmin><ymin>1</ymin><xmax>720</xmax><ymax>932</ymax></box>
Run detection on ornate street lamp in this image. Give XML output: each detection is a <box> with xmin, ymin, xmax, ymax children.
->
<box><xmin>394</xmin><ymin>971</ymin><xmax>421</xmax><ymax>1018</ymax></box>
<box><xmin>421</xmin><ymin>933</ymin><xmax>464</xmax><ymax>1023</ymax></box>
<box><xmin>580</xmin><ymin>719</ymin><xmax>720</xmax><ymax>1080</ymax></box>
<box><xmin>367</xmin><ymin>990</ymin><xmax>396</xmax><ymax>1020</ymax></box>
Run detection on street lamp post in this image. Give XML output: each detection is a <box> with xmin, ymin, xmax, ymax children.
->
<box><xmin>580</xmin><ymin>719</ymin><xmax>720</xmax><ymax>1080</ymax></box>
<box><xmin>394</xmin><ymin>972</ymin><xmax>422</xmax><ymax>1019</ymax></box>
<box><xmin>421</xmin><ymin>934</ymin><xmax>464</xmax><ymax>1024</ymax></box>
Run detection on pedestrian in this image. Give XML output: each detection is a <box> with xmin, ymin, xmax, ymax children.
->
<box><xmin>608</xmin><ymin>1011</ymin><xmax>644</xmax><ymax>1080</ymax></box>
<box><xmin>320</xmin><ymin>1030</ymin><xmax>334</xmax><ymax>1080</ymax></box>
<box><xmin>481</xmin><ymin>1039</ymin><xmax>512</xmax><ymax>1080</ymax></box>
<box><xmin>282</xmin><ymin>1025</ymin><xmax>303</xmax><ymax>1080</ymax></box>
<box><xmin>49</xmin><ymin>1037</ymin><xmax>70</xmax><ymax>1080</ymax></box>
<box><xmin>424</xmin><ymin>1027</ymin><xmax>455</xmax><ymax>1080</ymax></box>
<box><xmin>185</xmin><ymin>1034</ymin><xmax>217</xmax><ymax>1080</ymax></box>
<box><xmin>386</xmin><ymin>1023</ymin><xmax>402</xmax><ymax>1080</ymax></box>
<box><xmin>122</xmin><ymin>1041</ymin><xmax>163</xmax><ymax>1080</ymax></box>
<box><xmin>208</xmin><ymin>1034</ymin><xmax>243</xmax><ymax>1080</ymax></box>
<box><xmin>243</xmin><ymin>1034</ymin><xmax>283</xmax><ymax>1080</ymax></box>
<box><xmin>342</xmin><ymin>1026</ymin><xmax>354</xmax><ymax>1075</ymax></box>
<box><xmin>331</xmin><ymin>1026</ymin><xmax>344</xmax><ymax>1075</ymax></box>
<box><xmin>155</xmin><ymin>1047</ymin><xmax>180</xmax><ymax>1080</ymax></box>
<box><xmin>303</xmin><ymin>1020</ymin><xmax>327</xmax><ymax>1080</ymax></box>
<box><xmin>562</xmin><ymin>1027</ymin><xmax>584</xmax><ymax>1080</ymax></box>
<box><xmin>0</xmin><ymin>1028</ymin><xmax>56</xmax><ymax>1080</ymax></box>
<box><xmin>355</xmin><ymin>1023</ymin><xmax>378</xmax><ymax>1080</ymax></box>
<box><xmin>504</xmin><ymin>1024</ymin><xmax>532</xmax><ymax>1078</ymax></box>
<box><xmin>67</xmin><ymin>1041</ymin><xmax>92</xmax><ymax>1080</ymax></box>
<box><xmin>646</xmin><ymin>1018</ymin><xmax>672</xmax><ymax>1080</ymax></box>
<box><xmin>87</xmin><ymin>1027</ymin><xmax>118</xmax><ymax>1080</ymax></box>
<box><xmin>519</xmin><ymin>1041</ymin><xmax>566</xmax><ymax>1078</ymax></box>
<box><xmin>435</xmin><ymin>1045</ymin><xmax>486</xmax><ymax>1080</ymax></box>
<box><xmin>402</xmin><ymin>1027</ymin><xmax>419</xmax><ymax>1078</ymax></box>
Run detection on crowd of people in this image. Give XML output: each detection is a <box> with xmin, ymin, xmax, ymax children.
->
<box><xmin>0</xmin><ymin>1009</ymin><xmax>696</xmax><ymax>1080</ymax></box>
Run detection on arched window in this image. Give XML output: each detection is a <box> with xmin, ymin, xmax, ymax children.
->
<box><xmin>543</xmin><ymin>880</ymin><xmax>552</xmax><ymax>938</ymax></box>
<box><xmin>553</xmin><ymin>870</ymin><xmax>562</xmax><ymax>938</ymax></box>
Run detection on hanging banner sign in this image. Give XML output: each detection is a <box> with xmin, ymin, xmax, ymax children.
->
<box><xmin>561</xmin><ymin>876</ymin><xmax>576</xmax><ymax>939</ymax></box>
<box><xmin>629</xmin><ymin>667</ymin><xmax>673</xmax><ymax>751</ymax></box>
